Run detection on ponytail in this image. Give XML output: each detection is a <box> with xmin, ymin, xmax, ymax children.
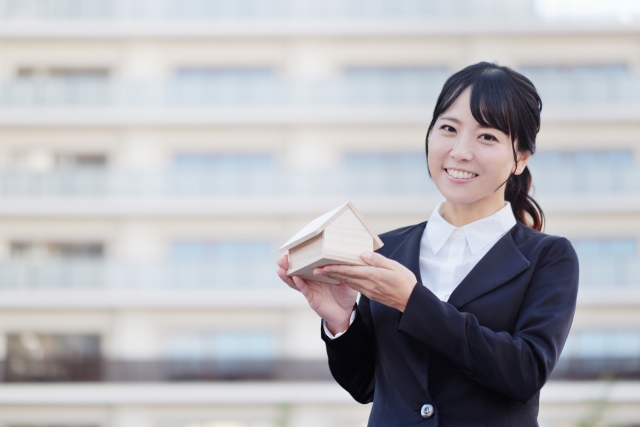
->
<box><xmin>505</xmin><ymin>165</ymin><xmax>545</xmax><ymax>232</ymax></box>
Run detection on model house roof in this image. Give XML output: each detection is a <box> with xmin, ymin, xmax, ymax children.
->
<box><xmin>279</xmin><ymin>201</ymin><xmax>384</xmax><ymax>252</ymax></box>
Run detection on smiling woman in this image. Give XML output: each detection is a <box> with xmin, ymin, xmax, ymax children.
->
<box><xmin>276</xmin><ymin>62</ymin><xmax>579</xmax><ymax>427</ymax></box>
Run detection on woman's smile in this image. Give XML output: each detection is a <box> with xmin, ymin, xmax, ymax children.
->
<box><xmin>444</xmin><ymin>167</ymin><xmax>479</xmax><ymax>182</ymax></box>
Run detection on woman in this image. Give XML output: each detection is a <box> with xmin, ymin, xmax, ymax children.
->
<box><xmin>276</xmin><ymin>62</ymin><xmax>579</xmax><ymax>426</ymax></box>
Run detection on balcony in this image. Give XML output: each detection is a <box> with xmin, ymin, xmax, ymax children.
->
<box><xmin>1</xmin><ymin>74</ymin><xmax>638</xmax><ymax>126</ymax></box>
<box><xmin>0</xmin><ymin>358</ymin><xmax>638</xmax><ymax>383</ymax></box>
<box><xmin>0</xmin><ymin>259</ymin><xmax>278</xmax><ymax>290</ymax></box>
<box><xmin>0</xmin><ymin>163</ymin><xmax>638</xmax><ymax>197</ymax></box>
<box><xmin>3</xmin><ymin>72</ymin><xmax>640</xmax><ymax>107</ymax></box>
<box><xmin>0</xmin><ymin>359</ymin><xmax>333</xmax><ymax>382</ymax></box>
<box><xmin>0</xmin><ymin>0</ymin><xmax>534</xmax><ymax>20</ymax></box>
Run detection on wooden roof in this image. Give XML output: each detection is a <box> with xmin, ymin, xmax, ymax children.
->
<box><xmin>279</xmin><ymin>201</ymin><xmax>384</xmax><ymax>252</ymax></box>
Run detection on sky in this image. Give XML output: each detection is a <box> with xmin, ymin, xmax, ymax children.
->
<box><xmin>536</xmin><ymin>0</ymin><xmax>640</xmax><ymax>20</ymax></box>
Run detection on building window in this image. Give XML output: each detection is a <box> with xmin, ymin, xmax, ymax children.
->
<box><xmin>171</xmin><ymin>240</ymin><xmax>273</xmax><ymax>261</ymax></box>
<box><xmin>169</xmin><ymin>240</ymin><xmax>276</xmax><ymax>288</ymax></box>
<box><xmin>528</xmin><ymin>149</ymin><xmax>636</xmax><ymax>193</ymax></box>
<box><xmin>570</xmin><ymin>237</ymin><xmax>637</xmax><ymax>286</ymax></box>
<box><xmin>164</xmin><ymin>331</ymin><xmax>278</xmax><ymax>380</ymax></box>
<box><xmin>175</xmin><ymin>68</ymin><xmax>273</xmax><ymax>81</ymax></box>
<box><xmin>171</xmin><ymin>153</ymin><xmax>275</xmax><ymax>195</ymax></box>
<box><xmin>520</xmin><ymin>64</ymin><xmax>635</xmax><ymax>103</ymax></box>
<box><xmin>562</xmin><ymin>329</ymin><xmax>640</xmax><ymax>359</ymax></box>
<box><xmin>342</xmin><ymin>152</ymin><xmax>431</xmax><ymax>194</ymax></box>
<box><xmin>172</xmin><ymin>68</ymin><xmax>275</xmax><ymax>105</ymax></box>
<box><xmin>173</xmin><ymin>153</ymin><xmax>273</xmax><ymax>170</ymax></box>
<box><xmin>10</xmin><ymin>241</ymin><xmax>105</xmax><ymax>260</ymax></box>
<box><xmin>341</xmin><ymin>66</ymin><xmax>450</xmax><ymax>104</ymax></box>
<box><xmin>6</xmin><ymin>333</ymin><xmax>101</xmax><ymax>382</ymax></box>
<box><xmin>165</xmin><ymin>331</ymin><xmax>278</xmax><ymax>361</ymax></box>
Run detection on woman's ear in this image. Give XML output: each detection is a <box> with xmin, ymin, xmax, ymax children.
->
<box><xmin>514</xmin><ymin>150</ymin><xmax>532</xmax><ymax>175</ymax></box>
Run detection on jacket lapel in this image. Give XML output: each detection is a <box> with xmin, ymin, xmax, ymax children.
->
<box><xmin>385</xmin><ymin>221</ymin><xmax>531</xmax><ymax>310</ymax></box>
<box><xmin>385</xmin><ymin>221</ymin><xmax>426</xmax><ymax>286</ymax></box>
<box><xmin>447</xmin><ymin>226</ymin><xmax>530</xmax><ymax>309</ymax></box>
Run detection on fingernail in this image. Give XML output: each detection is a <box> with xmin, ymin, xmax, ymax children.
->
<box><xmin>314</xmin><ymin>268</ymin><xmax>323</xmax><ymax>275</ymax></box>
<box><xmin>362</xmin><ymin>252</ymin><xmax>373</xmax><ymax>261</ymax></box>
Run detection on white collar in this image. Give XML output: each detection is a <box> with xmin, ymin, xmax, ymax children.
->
<box><xmin>426</xmin><ymin>201</ymin><xmax>517</xmax><ymax>255</ymax></box>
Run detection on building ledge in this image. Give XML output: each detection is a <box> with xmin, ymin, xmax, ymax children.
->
<box><xmin>0</xmin><ymin>381</ymin><xmax>637</xmax><ymax>405</ymax></box>
<box><xmin>0</xmin><ymin>105</ymin><xmax>638</xmax><ymax>127</ymax></box>
<box><xmin>0</xmin><ymin>194</ymin><xmax>636</xmax><ymax>218</ymax></box>
<box><xmin>0</xmin><ymin>19</ymin><xmax>638</xmax><ymax>39</ymax></box>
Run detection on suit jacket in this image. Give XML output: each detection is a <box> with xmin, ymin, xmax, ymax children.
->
<box><xmin>322</xmin><ymin>220</ymin><xmax>579</xmax><ymax>427</ymax></box>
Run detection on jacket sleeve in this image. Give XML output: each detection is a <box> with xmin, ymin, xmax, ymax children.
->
<box><xmin>321</xmin><ymin>295</ymin><xmax>376</xmax><ymax>404</ymax></box>
<box><xmin>396</xmin><ymin>236</ymin><xmax>579</xmax><ymax>404</ymax></box>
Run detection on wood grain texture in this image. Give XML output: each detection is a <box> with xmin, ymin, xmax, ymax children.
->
<box><xmin>323</xmin><ymin>208</ymin><xmax>374</xmax><ymax>257</ymax></box>
<box><xmin>288</xmin><ymin>232</ymin><xmax>323</xmax><ymax>273</ymax></box>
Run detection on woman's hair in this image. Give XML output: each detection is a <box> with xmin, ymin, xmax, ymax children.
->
<box><xmin>425</xmin><ymin>61</ymin><xmax>545</xmax><ymax>231</ymax></box>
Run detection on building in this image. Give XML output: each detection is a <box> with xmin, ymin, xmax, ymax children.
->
<box><xmin>0</xmin><ymin>1</ymin><xmax>639</xmax><ymax>426</ymax></box>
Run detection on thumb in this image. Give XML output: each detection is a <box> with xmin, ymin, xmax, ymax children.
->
<box><xmin>360</xmin><ymin>251</ymin><xmax>393</xmax><ymax>269</ymax></box>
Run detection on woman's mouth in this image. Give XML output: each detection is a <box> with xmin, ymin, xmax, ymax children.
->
<box><xmin>445</xmin><ymin>168</ymin><xmax>478</xmax><ymax>180</ymax></box>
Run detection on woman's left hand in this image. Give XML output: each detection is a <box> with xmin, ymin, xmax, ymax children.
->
<box><xmin>313</xmin><ymin>252</ymin><xmax>417</xmax><ymax>312</ymax></box>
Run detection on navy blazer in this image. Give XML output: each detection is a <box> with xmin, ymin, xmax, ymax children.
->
<box><xmin>322</xmin><ymin>220</ymin><xmax>579</xmax><ymax>427</ymax></box>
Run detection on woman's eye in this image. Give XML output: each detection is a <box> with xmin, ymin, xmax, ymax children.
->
<box><xmin>440</xmin><ymin>125</ymin><xmax>456</xmax><ymax>133</ymax></box>
<box><xmin>479</xmin><ymin>134</ymin><xmax>497</xmax><ymax>142</ymax></box>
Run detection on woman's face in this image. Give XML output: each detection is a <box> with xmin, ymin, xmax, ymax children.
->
<box><xmin>427</xmin><ymin>87</ymin><xmax>531</xmax><ymax>208</ymax></box>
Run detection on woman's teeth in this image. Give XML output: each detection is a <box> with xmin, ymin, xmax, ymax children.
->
<box><xmin>446</xmin><ymin>168</ymin><xmax>478</xmax><ymax>179</ymax></box>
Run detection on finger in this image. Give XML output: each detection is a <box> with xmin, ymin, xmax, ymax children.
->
<box><xmin>275</xmin><ymin>255</ymin><xmax>289</xmax><ymax>270</ymax></box>
<box><xmin>277</xmin><ymin>267</ymin><xmax>300</xmax><ymax>292</ymax></box>
<box><xmin>292</xmin><ymin>275</ymin><xmax>314</xmax><ymax>302</ymax></box>
<box><xmin>314</xmin><ymin>264</ymin><xmax>373</xmax><ymax>280</ymax></box>
<box><xmin>360</xmin><ymin>251</ymin><xmax>394</xmax><ymax>269</ymax></box>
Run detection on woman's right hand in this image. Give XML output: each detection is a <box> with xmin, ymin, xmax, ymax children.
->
<box><xmin>276</xmin><ymin>254</ymin><xmax>357</xmax><ymax>335</ymax></box>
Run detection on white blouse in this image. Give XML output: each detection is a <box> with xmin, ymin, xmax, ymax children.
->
<box><xmin>324</xmin><ymin>200</ymin><xmax>517</xmax><ymax>339</ymax></box>
<box><xmin>420</xmin><ymin>200</ymin><xmax>517</xmax><ymax>302</ymax></box>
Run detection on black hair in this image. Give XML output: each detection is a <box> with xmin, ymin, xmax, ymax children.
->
<box><xmin>425</xmin><ymin>61</ymin><xmax>545</xmax><ymax>232</ymax></box>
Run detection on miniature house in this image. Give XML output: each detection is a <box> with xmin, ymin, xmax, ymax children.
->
<box><xmin>279</xmin><ymin>201</ymin><xmax>384</xmax><ymax>284</ymax></box>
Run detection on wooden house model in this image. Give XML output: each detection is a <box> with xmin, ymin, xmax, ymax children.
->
<box><xmin>279</xmin><ymin>201</ymin><xmax>384</xmax><ymax>284</ymax></box>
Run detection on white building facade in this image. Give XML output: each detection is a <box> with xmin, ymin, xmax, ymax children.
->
<box><xmin>0</xmin><ymin>1</ymin><xmax>639</xmax><ymax>426</ymax></box>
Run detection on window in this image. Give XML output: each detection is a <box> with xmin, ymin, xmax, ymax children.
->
<box><xmin>171</xmin><ymin>240</ymin><xmax>273</xmax><ymax>261</ymax></box>
<box><xmin>165</xmin><ymin>331</ymin><xmax>278</xmax><ymax>361</ymax></box>
<box><xmin>6</xmin><ymin>333</ymin><xmax>101</xmax><ymax>381</ymax></box>
<box><xmin>569</xmin><ymin>237</ymin><xmax>638</xmax><ymax>286</ymax></box>
<box><xmin>342</xmin><ymin>152</ymin><xmax>432</xmax><ymax>194</ymax></box>
<box><xmin>56</xmin><ymin>153</ymin><xmax>108</xmax><ymax>169</ymax></box>
<box><xmin>175</xmin><ymin>68</ymin><xmax>273</xmax><ymax>81</ymax></box>
<box><xmin>341</xmin><ymin>66</ymin><xmax>450</xmax><ymax>104</ymax></box>
<box><xmin>173</xmin><ymin>153</ymin><xmax>273</xmax><ymax>170</ymax></box>
<box><xmin>528</xmin><ymin>149</ymin><xmax>637</xmax><ymax>193</ymax></box>
<box><xmin>529</xmin><ymin>149</ymin><xmax>633</xmax><ymax>168</ymax></box>
<box><xmin>562</xmin><ymin>330</ymin><xmax>640</xmax><ymax>359</ymax></box>
<box><xmin>10</xmin><ymin>242</ymin><xmax>104</xmax><ymax>260</ymax></box>
<box><xmin>520</xmin><ymin>64</ymin><xmax>635</xmax><ymax>103</ymax></box>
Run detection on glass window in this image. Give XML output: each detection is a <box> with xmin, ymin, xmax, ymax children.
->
<box><xmin>173</xmin><ymin>153</ymin><xmax>273</xmax><ymax>170</ymax></box>
<box><xmin>340</xmin><ymin>66</ymin><xmax>450</xmax><ymax>104</ymax></box>
<box><xmin>521</xmin><ymin>64</ymin><xmax>629</xmax><ymax>77</ymax></box>
<box><xmin>571</xmin><ymin>238</ymin><xmax>636</xmax><ymax>259</ymax></box>
<box><xmin>6</xmin><ymin>333</ymin><xmax>101</xmax><ymax>381</ymax></box>
<box><xmin>529</xmin><ymin>150</ymin><xmax>633</xmax><ymax>168</ymax></box>
<box><xmin>562</xmin><ymin>329</ymin><xmax>640</xmax><ymax>359</ymax></box>
<box><xmin>171</xmin><ymin>240</ymin><xmax>273</xmax><ymax>260</ymax></box>
<box><xmin>344</xmin><ymin>152</ymin><xmax>425</xmax><ymax>169</ymax></box>
<box><xmin>9</xmin><ymin>241</ymin><xmax>104</xmax><ymax>259</ymax></box>
<box><xmin>165</xmin><ymin>331</ymin><xmax>278</xmax><ymax>360</ymax></box>
<box><xmin>175</xmin><ymin>68</ymin><xmax>273</xmax><ymax>81</ymax></box>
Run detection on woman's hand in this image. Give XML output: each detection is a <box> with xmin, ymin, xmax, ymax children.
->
<box><xmin>276</xmin><ymin>254</ymin><xmax>358</xmax><ymax>334</ymax></box>
<box><xmin>313</xmin><ymin>252</ymin><xmax>417</xmax><ymax>312</ymax></box>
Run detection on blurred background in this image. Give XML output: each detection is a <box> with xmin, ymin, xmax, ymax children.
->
<box><xmin>0</xmin><ymin>0</ymin><xmax>639</xmax><ymax>426</ymax></box>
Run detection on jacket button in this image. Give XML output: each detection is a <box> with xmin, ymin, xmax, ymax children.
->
<box><xmin>420</xmin><ymin>404</ymin><xmax>434</xmax><ymax>419</ymax></box>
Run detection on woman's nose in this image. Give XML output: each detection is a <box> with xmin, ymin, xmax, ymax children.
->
<box><xmin>449</xmin><ymin>137</ymin><xmax>474</xmax><ymax>161</ymax></box>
